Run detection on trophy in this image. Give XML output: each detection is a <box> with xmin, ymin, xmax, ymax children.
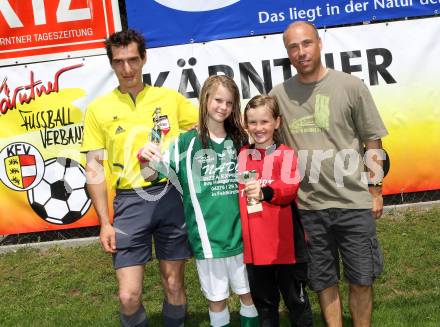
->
<box><xmin>150</xmin><ymin>107</ymin><xmax>162</xmax><ymax>143</ymax></box>
<box><xmin>239</xmin><ymin>170</ymin><xmax>263</xmax><ymax>214</ymax></box>
<box><xmin>139</xmin><ymin>107</ymin><xmax>162</xmax><ymax>180</ymax></box>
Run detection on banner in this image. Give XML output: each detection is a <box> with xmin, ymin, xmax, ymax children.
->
<box><xmin>1</xmin><ymin>17</ymin><xmax>439</xmax><ymax>235</ymax></box>
<box><xmin>0</xmin><ymin>56</ymin><xmax>117</xmax><ymax>235</ymax></box>
<box><xmin>143</xmin><ymin>17</ymin><xmax>440</xmax><ymax>196</ymax></box>
<box><xmin>0</xmin><ymin>0</ymin><xmax>121</xmax><ymax>66</ymax></box>
<box><xmin>127</xmin><ymin>0</ymin><xmax>440</xmax><ymax>47</ymax></box>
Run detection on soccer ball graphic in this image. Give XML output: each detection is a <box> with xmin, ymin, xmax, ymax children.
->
<box><xmin>27</xmin><ymin>157</ymin><xmax>91</xmax><ymax>225</ymax></box>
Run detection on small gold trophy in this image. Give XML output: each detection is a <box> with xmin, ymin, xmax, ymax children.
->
<box><xmin>239</xmin><ymin>170</ymin><xmax>263</xmax><ymax>214</ymax></box>
<box><xmin>139</xmin><ymin>107</ymin><xmax>162</xmax><ymax>180</ymax></box>
<box><xmin>151</xmin><ymin>107</ymin><xmax>162</xmax><ymax>143</ymax></box>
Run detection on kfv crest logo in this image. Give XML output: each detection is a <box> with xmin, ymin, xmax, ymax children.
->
<box><xmin>154</xmin><ymin>0</ymin><xmax>240</xmax><ymax>12</ymax></box>
<box><xmin>0</xmin><ymin>142</ymin><xmax>45</xmax><ymax>191</ymax></box>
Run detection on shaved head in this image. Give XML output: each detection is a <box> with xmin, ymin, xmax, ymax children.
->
<box><xmin>283</xmin><ymin>21</ymin><xmax>320</xmax><ymax>47</ymax></box>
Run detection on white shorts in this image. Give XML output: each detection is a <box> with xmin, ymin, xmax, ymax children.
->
<box><xmin>196</xmin><ymin>253</ymin><xmax>251</xmax><ymax>302</ymax></box>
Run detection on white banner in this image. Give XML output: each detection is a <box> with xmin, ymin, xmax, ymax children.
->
<box><xmin>1</xmin><ymin>17</ymin><xmax>439</xmax><ymax>234</ymax></box>
<box><xmin>144</xmin><ymin>17</ymin><xmax>440</xmax><ymax>195</ymax></box>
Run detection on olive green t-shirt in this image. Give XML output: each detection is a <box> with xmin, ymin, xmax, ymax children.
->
<box><xmin>270</xmin><ymin>69</ymin><xmax>388</xmax><ymax>210</ymax></box>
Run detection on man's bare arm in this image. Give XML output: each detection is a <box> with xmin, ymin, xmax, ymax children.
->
<box><xmin>364</xmin><ymin>139</ymin><xmax>385</xmax><ymax>219</ymax></box>
<box><xmin>86</xmin><ymin>150</ymin><xmax>116</xmax><ymax>253</ymax></box>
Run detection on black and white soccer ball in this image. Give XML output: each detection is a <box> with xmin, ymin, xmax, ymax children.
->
<box><xmin>27</xmin><ymin>157</ymin><xmax>91</xmax><ymax>225</ymax></box>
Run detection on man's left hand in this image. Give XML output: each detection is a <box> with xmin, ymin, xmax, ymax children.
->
<box><xmin>369</xmin><ymin>186</ymin><xmax>383</xmax><ymax>219</ymax></box>
<box><xmin>138</xmin><ymin>142</ymin><xmax>162</xmax><ymax>163</ymax></box>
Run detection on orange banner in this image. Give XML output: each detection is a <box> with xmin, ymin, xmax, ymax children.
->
<box><xmin>0</xmin><ymin>0</ymin><xmax>121</xmax><ymax>65</ymax></box>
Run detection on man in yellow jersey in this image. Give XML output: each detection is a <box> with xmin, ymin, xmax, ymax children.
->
<box><xmin>82</xmin><ymin>29</ymin><xmax>198</xmax><ymax>327</ymax></box>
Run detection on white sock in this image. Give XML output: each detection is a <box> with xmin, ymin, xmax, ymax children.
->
<box><xmin>209</xmin><ymin>307</ymin><xmax>230</xmax><ymax>327</ymax></box>
<box><xmin>239</xmin><ymin>300</ymin><xmax>258</xmax><ymax>318</ymax></box>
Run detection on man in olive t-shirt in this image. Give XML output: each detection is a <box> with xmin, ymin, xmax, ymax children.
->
<box><xmin>269</xmin><ymin>21</ymin><xmax>388</xmax><ymax>327</ymax></box>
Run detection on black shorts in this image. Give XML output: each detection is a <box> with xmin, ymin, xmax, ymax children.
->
<box><xmin>300</xmin><ymin>208</ymin><xmax>383</xmax><ymax>292</ymax></box>
<box><xmin>112</xmin><ymin>184</ymin><xmax>192</xmax><ymax>269</ymax></box>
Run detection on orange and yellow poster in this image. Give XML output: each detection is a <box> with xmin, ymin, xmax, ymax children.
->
<box><xmin>0</xmin><ymin>57</ymin><xmax>117</xmax><ymax>234</ymax></box>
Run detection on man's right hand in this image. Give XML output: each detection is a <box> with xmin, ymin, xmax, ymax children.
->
<box><xmin>100</xmin><ymin>224</ymin><xmax>116</xmax><ymax>253</ymax></box>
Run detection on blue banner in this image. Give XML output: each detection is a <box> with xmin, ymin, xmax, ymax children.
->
<box><xmin>126</xmin><ymin>0</ymin><xmax>439</xmax><ymax>47</ymax></box>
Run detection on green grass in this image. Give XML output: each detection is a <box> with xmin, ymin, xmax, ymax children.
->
<box><xmin>1</xmin><ymin>207</ymin><xmax>440</xmax><ymax>326</ymax></box>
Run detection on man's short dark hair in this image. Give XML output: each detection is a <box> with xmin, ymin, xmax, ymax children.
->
<box><xmin>105</xmin><ymin>29</ymin><xmax>146</xmax><ymax>62</ymax></box>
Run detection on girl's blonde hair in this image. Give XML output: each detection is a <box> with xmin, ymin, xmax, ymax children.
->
<box><xmin>198</xmin><ymin>75</ymin><xmax>248</xmax><ymax>151</ymax></box>
<box><xmin>244</xmin><ymin>95</ymin><xmax>283</xmax><ymax>146</ymax></box>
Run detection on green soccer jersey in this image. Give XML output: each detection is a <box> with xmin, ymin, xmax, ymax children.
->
<box><xmin>167</xmin><ymin>129</ymin><xmax>243</xmax><ymax>260</ymax></box>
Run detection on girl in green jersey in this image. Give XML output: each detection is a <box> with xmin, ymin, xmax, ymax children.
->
<box><xmin>141</xmin><ymin>76</ymin><xmax>258</xmax><ymax>327</ymax></box>
<box><xmin>192</xmin><ymin>75</ymin><xmax>258</xmax><ymax>327</ymax></box>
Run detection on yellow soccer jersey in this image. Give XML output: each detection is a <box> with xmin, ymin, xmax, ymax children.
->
<box><xmin>82</xmin><ymin>85</ymin><xmax>198</xmax><ymax>189</ymax></box>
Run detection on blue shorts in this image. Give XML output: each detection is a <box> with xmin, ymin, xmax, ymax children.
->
<box><xmin>299</xmin><ymin>208</ymin><xmax>383</xmax><ymax>292</ymax></box>
<box><xmin>112</xmin><ymin>183</ymin><xmax>192</xmax><ymax>269</ymax></box>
